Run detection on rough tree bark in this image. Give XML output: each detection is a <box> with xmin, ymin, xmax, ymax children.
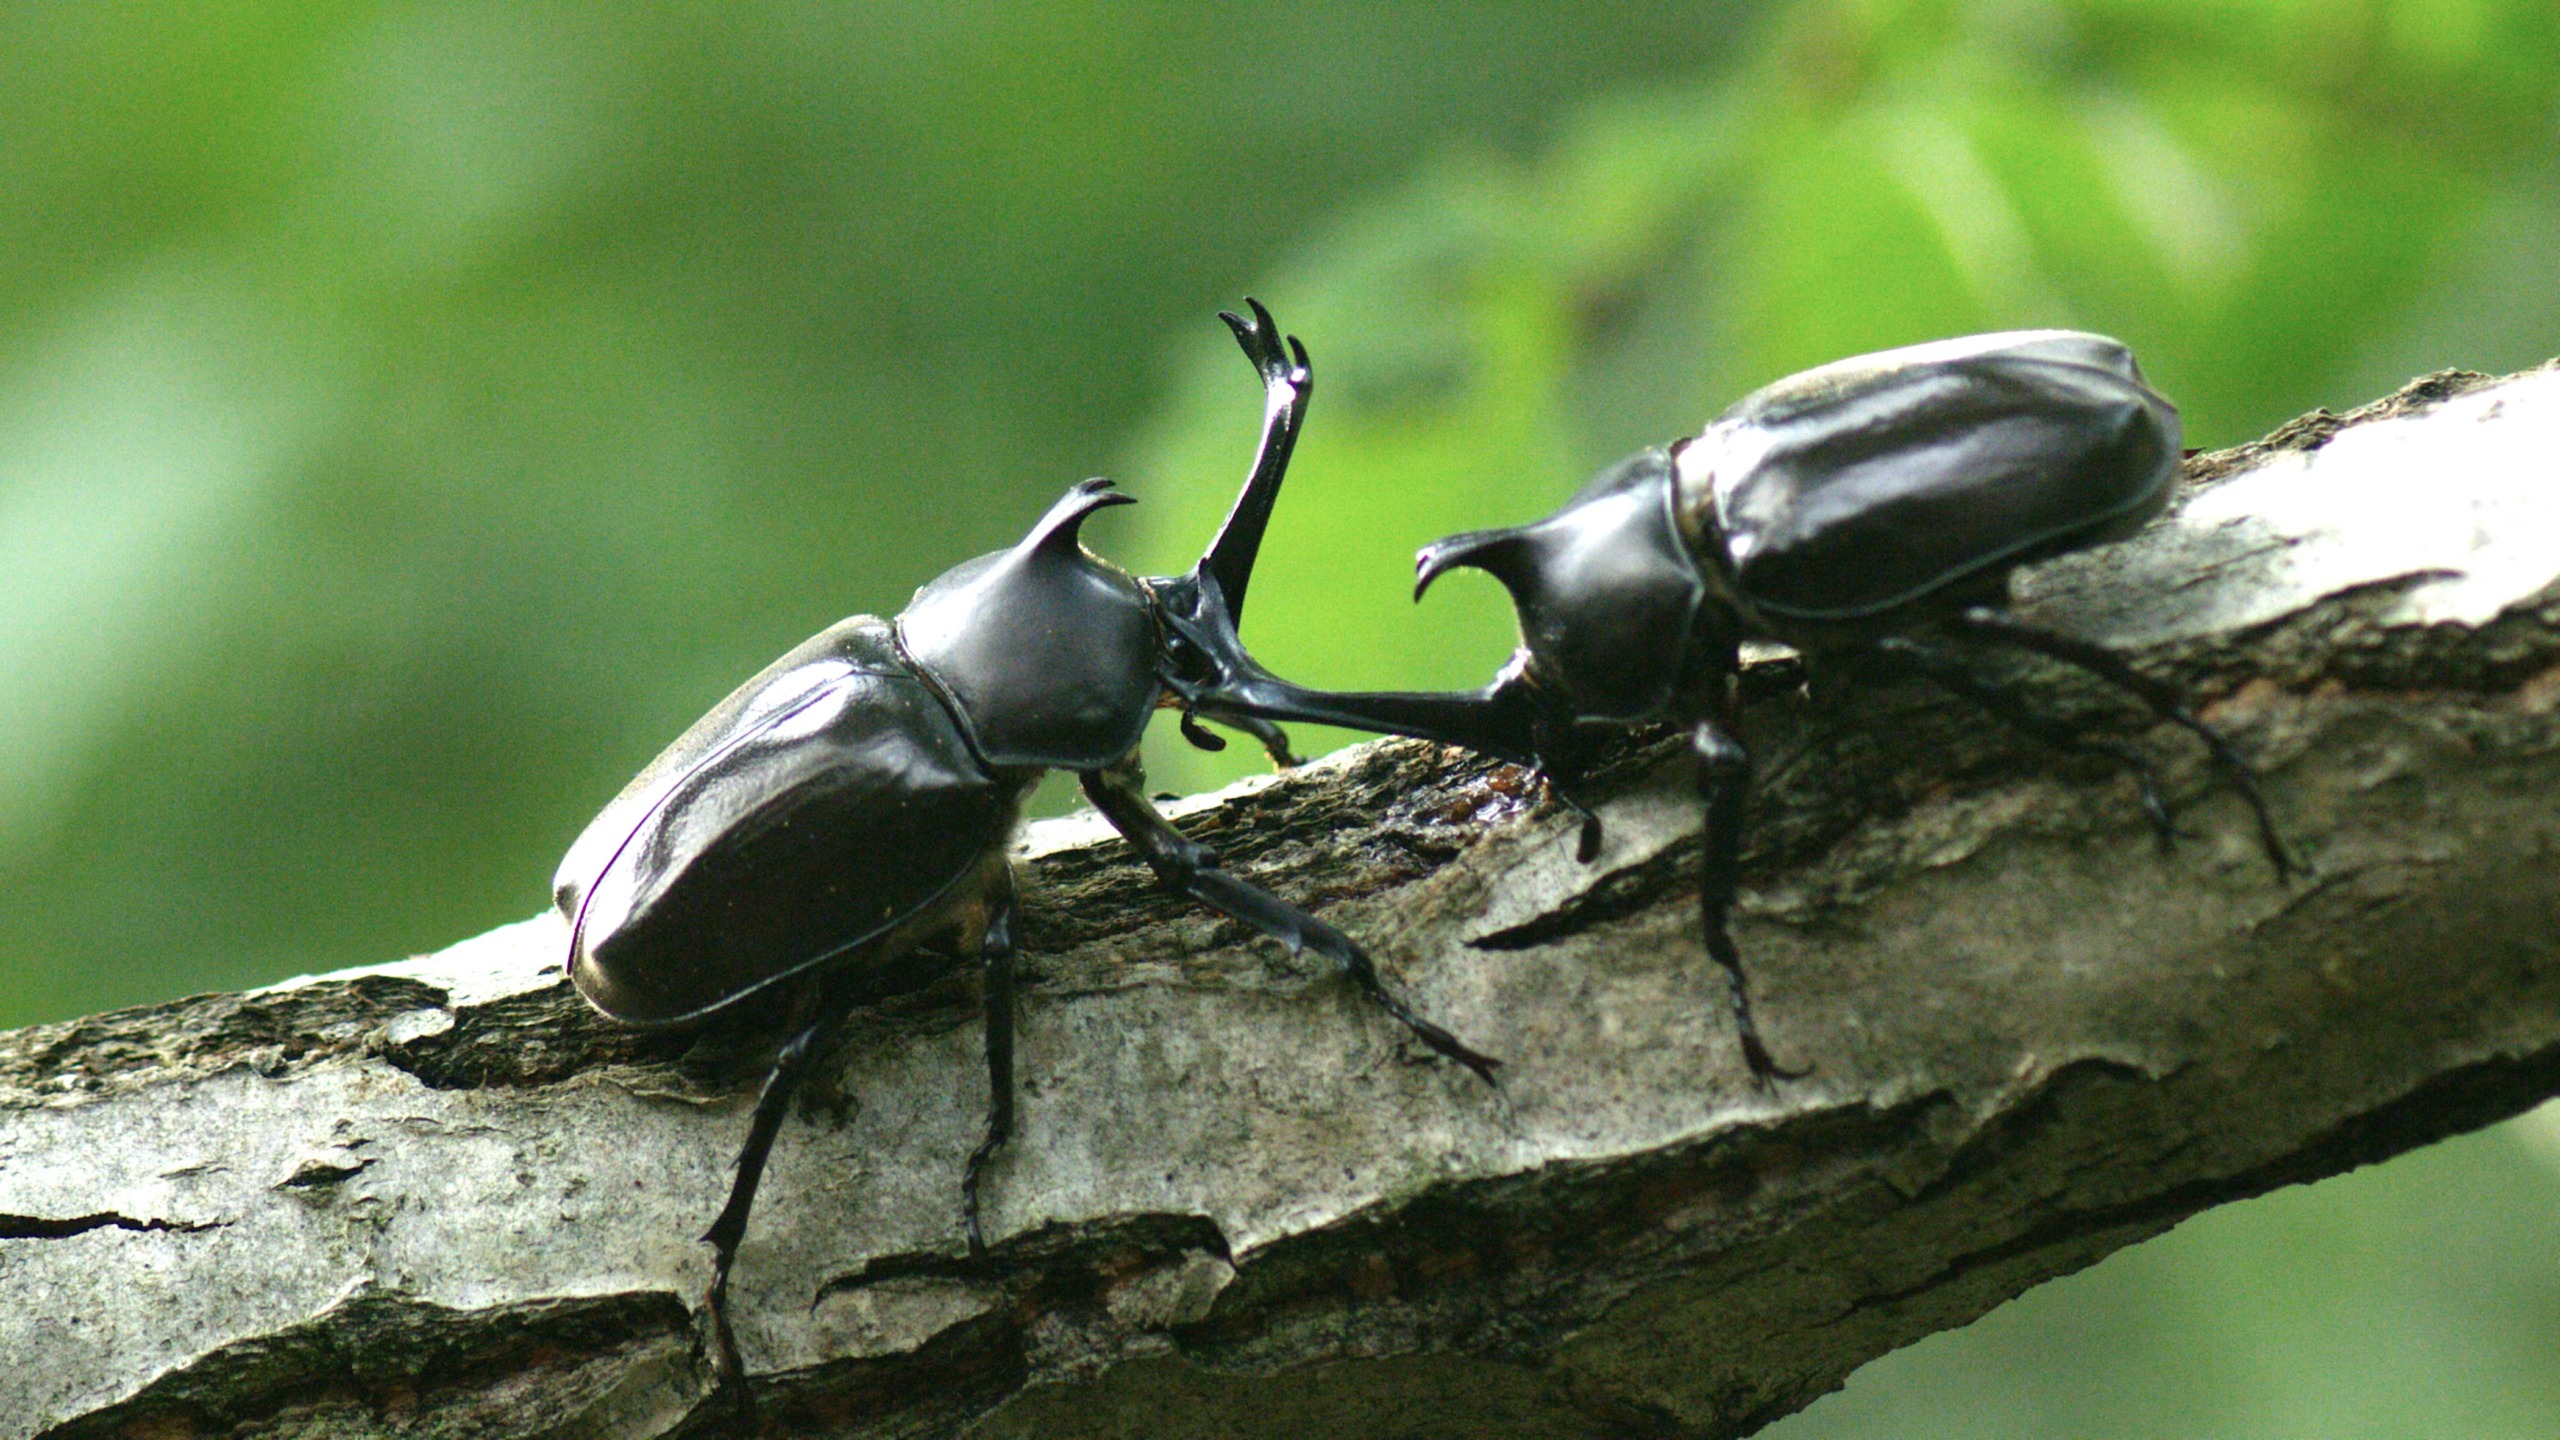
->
<box><xmin>5</xmin><ymin>362</ymin><xmax>2559</xmax><ymax>1440</ymax></box>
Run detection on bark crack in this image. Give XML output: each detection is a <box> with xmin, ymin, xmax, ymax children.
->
<box><xmin>0</xmin><ymin>1212</ymin><xmax>225</xmax><ymax>1240</ymax></box>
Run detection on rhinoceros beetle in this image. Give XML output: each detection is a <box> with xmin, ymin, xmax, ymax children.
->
<box><xmin>552</xmin><ymin>302</ymin><xmax>1494</xmax><ymax>1386</ymax></box>
<box><xmin>1169</xmin><ymin>329</ymin><xmax>2294</xmax><ymax>1081</ymax></box>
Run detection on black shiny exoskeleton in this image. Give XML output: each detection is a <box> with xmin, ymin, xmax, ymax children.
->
<box><xmin>552</xmin><ymin>303</ymin><xmax>1494</xmax><ymax>1386</ymax></box>
<box><xmin>1170</xmin><ymin>329</ymin><xmax>2294</xmax><ymax>1080</ymax></box>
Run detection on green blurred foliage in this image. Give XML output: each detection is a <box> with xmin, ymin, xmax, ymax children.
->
<box><xmin>3</xmin><ymin>3</ymin><xmax>2557</xmax><ymax>1435</ymax></box>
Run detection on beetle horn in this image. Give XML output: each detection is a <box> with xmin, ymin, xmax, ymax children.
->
<box><xmin>1020</xmin><ymin>477</ymin><xmax>1137</xmax><ymax>558</ymax></box>
<box><xmin>1414</xmin><ymin>527</ymin><xmax>1533</xmax><ymax>603</ymax></box>
<box><xmin>1195</xmin><ymin>298</ymin><xmax>1313</xmax><ymax>624</ymax></box>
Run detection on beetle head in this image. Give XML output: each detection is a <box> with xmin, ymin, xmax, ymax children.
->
<box><xmin>898</xmin><ymin>478</ymin><xmax>1160</xmax><ymax>771</ymax></box>
<box><xmin>1413</xmin><ymin>447</ymin><xmax>1712</xmax><ymax>725</ymax></box>
<box><xmin>1140</xmin><ymin>302</ymin><xmax>1551</xmax><ymax>766</ymax></box>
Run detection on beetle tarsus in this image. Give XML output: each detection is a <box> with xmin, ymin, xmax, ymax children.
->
<box><xmin>962</xmin><ymin>904</ymin><xmax>1017</xmax><ymax>1262</ymax></box>
<box><xmin>1695</xmin><ymin>720</ymin><xmax>1809</xmax><ymax>1083</ymax></box>
<box><xmin>705</xmin><ymin>1251</ymin><xmax>763</xmax><ymax>1428</ymax></box>
<box><xmin>1080</xmin><ymin>760</ymin><xmax>1501</xmax><ymax>1086</ymax></box>
<box><xmin>1552</xmin><ymin>788</ymin><xmax>1604</xmax><ymax>863</ymax></box>
<box><xmin>1946</xmin><ymin>609</ymin><xmax>2297</xmax><ymax>880</ymax></box>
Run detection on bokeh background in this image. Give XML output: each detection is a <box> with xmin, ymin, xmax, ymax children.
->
<box><xmin>3</xmin><ymin>1</ymin><xmax>2555</xmax><ymax>1432</ymax></box>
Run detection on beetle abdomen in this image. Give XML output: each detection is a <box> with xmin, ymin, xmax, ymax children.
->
<box><xmin>558</xmin><ymin>617</ymin><xmax>1019</xmax><ymax>1025</ymax></box>
<box><xmin>1684</xmin><ymin>332</ymin><xmax>2180</xmax><ymax>625</ymax></box>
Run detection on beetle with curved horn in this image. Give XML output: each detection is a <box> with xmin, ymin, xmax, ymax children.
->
<box><xmin>551</xmin><ymin>301</ymin><xmax>1496</xmax><ymax>1395</ymax></box>
<box><xmin>1171</xmin><ymin>329</ymin><xmax>2297</xmax><ymax>1083</ymax></box>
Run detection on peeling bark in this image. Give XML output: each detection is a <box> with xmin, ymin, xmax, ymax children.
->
<box><xmin>4</xmin><ymin>362</ymin><xmax>2559</xmax><ymax>1439</ymax></box>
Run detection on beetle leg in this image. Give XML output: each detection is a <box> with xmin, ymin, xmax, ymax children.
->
<box><xmin>1693</xmin><ymin>719</ymin><xmax>1807</xmax><ymax>1083</ymax></box>
<box><xmin>1080</xmin><ymin>757</ymin><xmax>1501</xmax><ymax>1085</ymax></box>
<box><xmin>1218</xmin><ymin>712</ymin><xmax>1304</xmax><ymax>769</ymax></box>
<box><xmin>1867</xmin><ymin>634</ymin><xmax>2188</xmax><ymax>848</ymax></box>
<box><xmin>1181</xmin><ymin>706</ymin><xmax>1304</xmax><ymax>769</ymax></box>
<box><xmin>1528</xmin><ymin>764</ymin><xmax>1605</xmax><ymax>863</ymax></box>
<box><xmin>1546</xmin><ymin>784</ymin><xmax>1605</xmax><ymax>864</ymax></box>
<box><xmin>1177</xmin><ymin>709</ymin><xmax>1230</xmax><ymax>752</ymax></box>
<box><xmin>1945</xmin><ymin>609</ymin><xmax>2295</xmax><ymax>879</ymax></box>
<box><xmin>961</xmin><ymin>902</ymin><xmax>1017</xmax><ymax>1261</ymax></box>
<box><xmin>782</xmin><ymin>973</ymin><xmax>864</xmax><ymax>1127</ymax></box>
<box><xmin>699</xmin><ymin>978</ymin><xmax>865</xmax><ymax>1392</ymax></box>
<box><xmin>1532</xmin><ymin>711</ymin><xmax>1606</xmax><ymax>861</ymax></box>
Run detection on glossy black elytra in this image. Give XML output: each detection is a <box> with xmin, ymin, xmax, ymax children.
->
<box><xmin>551</xmin><ymin>302</ymin><xmax>1495</xmax><ymax>1389</ymax></box>
<box><xmin>1170</xmin><ymin>329</ymin><xmax>2295</xmax><ymax>1081</ymax></box>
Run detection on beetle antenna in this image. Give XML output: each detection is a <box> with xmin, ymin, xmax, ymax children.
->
<box><xmin>1195</xmin><ymin>298</ymin><xmax>1313</xmax><ymax>626</ymax></box>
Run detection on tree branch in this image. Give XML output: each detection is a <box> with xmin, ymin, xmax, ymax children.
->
<box><xmin>6</xmin><ymin>362</ymin><xmax>2559</xmax><ymax>1439</ymax></box>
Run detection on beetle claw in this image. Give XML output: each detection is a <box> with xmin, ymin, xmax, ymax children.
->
<box><xmin>1742</xmin><ymin>1043</ymin><xmax>1815</xmax><ymax>1087</ymax></box>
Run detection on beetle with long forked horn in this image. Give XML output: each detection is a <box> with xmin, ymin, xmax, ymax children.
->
<box><xmin>551</xmin><ymin>301</ymin><xmax>1495</xmax><ymax>1394</ymax></box>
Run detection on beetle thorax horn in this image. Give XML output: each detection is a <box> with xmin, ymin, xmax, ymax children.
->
<box><xmin>896</xmin><ymin>478</ymin><xmax>1160</xmax><ymax>771</ymax></box>
<box><xmin>1017</xmin><ymin>477</ymin><xmax>1137</xmax><ymax>559</ymax></box>
<box><xmin>1413</xmin><ymin>527</ymin><xmax>1536</xmax><ymax>604</ymax></box>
